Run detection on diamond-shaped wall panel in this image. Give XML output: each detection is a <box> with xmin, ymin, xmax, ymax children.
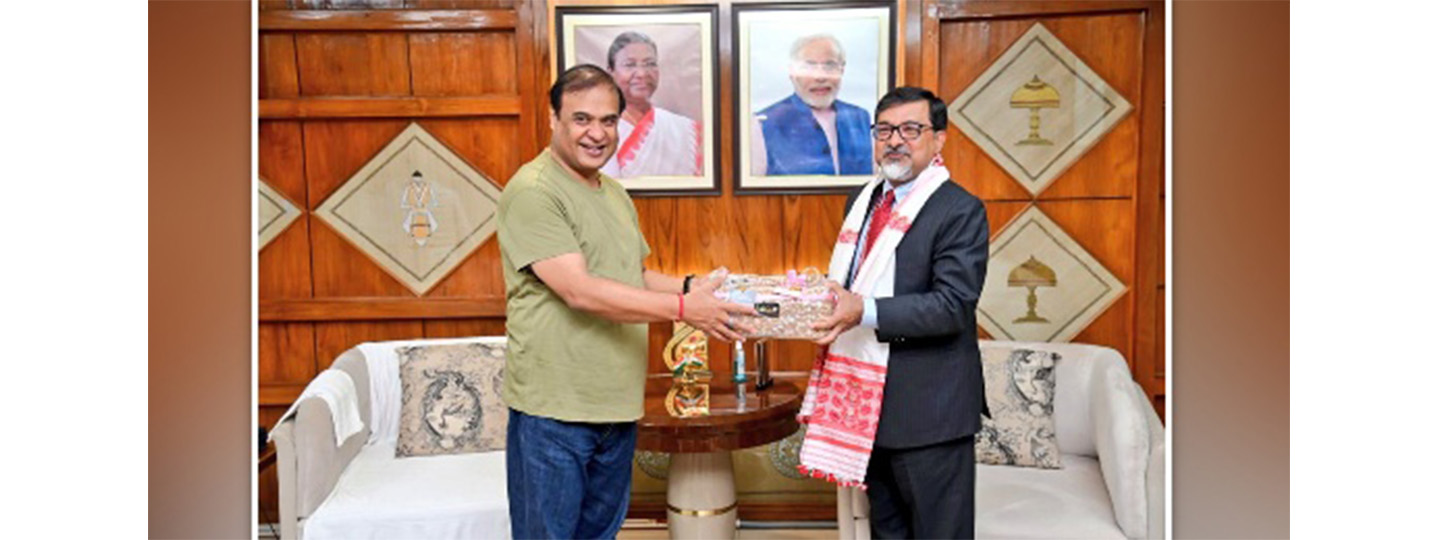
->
<box><xmin>948</xmin><ymin>23</ymin><xmax>1132</xmax><ymax>196</ymax></box>
<box><xmin>257</xmin><ymin>177</ymin><xmax>301</xmax><ymax>250</ymax></box>
<box><xmin>978</xmin><ymin>205</ymin><xmax>1126</xmax><ymax>343</ymax></box>
<box><xmin>314</xmin><ymin>123</ymin><xmax>503</xmax><ymax>296</ymax></box>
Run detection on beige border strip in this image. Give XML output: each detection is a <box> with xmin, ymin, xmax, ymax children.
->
<box><xmin>666</xmin><ymin>501</ymin><xmax>738</xmax><ymax>517</ymax></box>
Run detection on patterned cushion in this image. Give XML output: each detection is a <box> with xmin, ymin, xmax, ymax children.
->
<box><xmin>395</xmin><ymin>342</ymin><xmax>508</xmax><ymax>457</ymax></box>
<box><xmin>976</xmin><ymin>347</ymin><xmax>1063</xmax><ymax>469</ymax></box>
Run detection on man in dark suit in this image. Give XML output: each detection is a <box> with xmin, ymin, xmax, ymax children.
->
<box><xmin>812</xmin><ymin>86</ymin><xmax>990</xmax><ymax>539</ymax></box>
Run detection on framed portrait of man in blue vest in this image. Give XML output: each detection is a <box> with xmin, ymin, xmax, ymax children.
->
<box><xmin>733</xmin><ymin>2</ymin><xmax>896</xmax><ymax>194</ymax></box>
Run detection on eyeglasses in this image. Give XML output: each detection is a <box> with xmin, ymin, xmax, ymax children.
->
<box><xmin>871</xmin><ymin>122</ymin><xmax>934</xmax><ymax>141</ymax></box>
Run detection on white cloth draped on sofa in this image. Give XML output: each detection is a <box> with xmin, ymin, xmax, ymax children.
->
<box><xmin>271</xmin><ymin>336</ymin><xmax>511</xmax><ymax>540</ymax></box>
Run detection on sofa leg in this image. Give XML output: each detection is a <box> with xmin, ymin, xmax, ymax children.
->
<box><xmin>837</xmin><ymin>486</ymin><xmax>854</xmax><ymax>540</ymax></box>
<box><xmin>851</xmin><ymin>487</ymin><xmax>871</xmax><ymax>540</ymax></box>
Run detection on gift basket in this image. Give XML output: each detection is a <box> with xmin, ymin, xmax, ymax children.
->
<box><xmin>712</xmin><ymin>267</ymin><xmax>836</xmax><ymax>340</ymax></box>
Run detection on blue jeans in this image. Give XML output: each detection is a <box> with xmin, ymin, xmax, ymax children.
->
<box><xmin>506</xmin><ymin>408</ymin><xmax>637</xmax><ymax>540</ymax></box>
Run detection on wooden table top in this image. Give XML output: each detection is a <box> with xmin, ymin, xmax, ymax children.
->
<box><xmin>636</xmin><ymin>373</ymin><xmax>804</xmax><ymax>454</ymax></box>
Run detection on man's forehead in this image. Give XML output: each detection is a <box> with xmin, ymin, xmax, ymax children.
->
<box><xmin>877</xmin><ymin>101</ymin><xmax>929</xmax><ymax>122</ymax></box>
<box><xmin>797</xmin><ymin>40</ymin><xmax>840</xmax><ymax>59</ymax></box>
<box><xmin>559</xmin><ymin>87</ymin><xmax>619</xmax><ymax>116</ymax></box>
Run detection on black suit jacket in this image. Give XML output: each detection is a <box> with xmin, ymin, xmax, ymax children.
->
<box><xmin>844</xmin><ymin>179</ymin><xmax>990</xmax><ymax>449</ymax></box>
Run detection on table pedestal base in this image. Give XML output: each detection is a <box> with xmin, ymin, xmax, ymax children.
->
<box><xmin>665</xmin><ymin>452</ymin><xmax>736</xmax><ymax>540</ymax></box>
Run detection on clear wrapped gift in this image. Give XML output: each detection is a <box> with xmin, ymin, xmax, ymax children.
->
<box><xmin>712</xmin><ymin>268</ymin><xmax>835</xmax><ymax>340</ymax></box>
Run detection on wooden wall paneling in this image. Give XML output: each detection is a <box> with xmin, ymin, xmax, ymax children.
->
<box><xmin>919</xmin><ymin>0</ymin><xmax>940</xmax><ymax>90</ymax></box>
<box><xmin>423</xmin><ymin>318</ymin><xmax>507</xmax><ymax>338</ymax></box>
<box><xmin>294</xmin><ymin>0</ymin><xmax>407</xmax><ymax>10</ymax></box>
<box><xmin>513</xmin><ymin>0</ymin><xmax>542</xmax><ymax>159</ymax></box>
<box><xmin>981</xmin><ymin>199</ymin><xmax>1030</xmax><ymax>237</ymax></box>
<box><xmin>634</xmin><ymin>198</ymin><xmax>679</xmax><ymax>274</ymax></box>
<box><xmin>409</xmin><ymin>32</ymin><xmax>519</xmax><ymax>96</ymax></box>
<box><xmin>262</xmin><ymin>8</ymin><xmax>517</xmax><ymax>32</ymax></box>
<box><xmin>315</xmin><ymin>321</ymin><xmax>427</xmax><ymax>369</ymax></box>
<box><xmin>260</xmin><ymin>96</ymin><xmax>522</xmax><ymax>119</ymax></box>
<box><xmin>409</xmin><ymin>1</ymin><xmax>517</xmax><ymax>10</ymax></box>
<box><xmin>261</xmin><ymin>297</ymin><xmax>505</xmax><ymax>322</ymax></box>
<box><xmin>529</xmin><ymin>0</ymin><xmax>554</xmax><ymax>149</ymax></box>
<box><xmin>410</xmin><ymin>118</ymin><xmax>521</xmax><ymax>298</ymax></box>
<box><xmin>418</xmin><ymin>118</ymin><xmax>521</xmax><ymax>185</ymax></box>
<box><xmin>938</xmin><ymin>14</ymin><xmax>1142</xmax><ymax>201</ymax></box>
<box><xmin>302</xmin><ymin>120</ymin><xmax>416</xmax><ymax>297</ymax></box>
<box><xmin>295</xmin><ymin>33</ymin><xmax>412</xmax><ymax>97</ymax></box>
<box><xmin>932</xmin><ymin>0</ymin><xmax>1157</xmax><ymax>20</ymax></box>
<box><xmin>259</xmin><ymin>121</ymin><xmax>314</xmax><ymax>299</ymax></box>
<box><xmin>260</xmin><ymin>33</ymin><xmax>300</xmax><ymax>99</ymax></box>
<box><xmin>259</xmin><ymin>322</ymin><xmax>319</xmax><ymax>388</ymax></box>
<box><xmin>1133</xmin><ymin>3</ymin><xmax>1166</xmax><ymax>410</ymax></box>
<box><xmin>1035</xmin><ymin>199</ymin><xmax>1136</xmax><ymax>362</ymax></box>
<box><xmin>1030</xmin><ymin>12</ymin><xmax>1143</xmax><ymax>200</ymax></box>
<box><xmin>673</xmin><ymin>197</ymin><xmax>784</xmax><ymax>276</ymax></box>
<box><xmin>302</xmin><ymin>120</ymin><xmax>410</xmax><ymax>205</ymax></box>
<box><xmin>781</xmin><ymin>194</ymin><xmax>847</xmax><ymax>272</ymax></box>
<box><xmin>976</xmin><ymin>200</ymin><xmax>1030</xmax><ymax>340</ymax></box>
<box><xmin>258</xmin><ymin>406</ymin><xmax>287</xmax><ymax>526</ymax></box>
<box><xmin>936</xmin><ymin>20</ymin><xmax>1034</xmax><ymax>201</ymax></box>
<box><xmin>633</xmin><ymin>197</ymin><xmax>680</xmax><ymax>375</ymax></box>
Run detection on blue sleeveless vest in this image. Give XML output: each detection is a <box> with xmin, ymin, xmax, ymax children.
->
<box><xmin>758</xmin><ymin>93</ymin><xmax>874</xmax><ymax>176</ymax></box>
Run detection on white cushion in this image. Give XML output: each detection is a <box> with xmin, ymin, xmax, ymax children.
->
<box><xmin>303</xmin><ymin>442</ymin><xmax>510</xmax><ymax>540</ymax></box>
<box><xmin>976</xmin><ymin>454</ymin><xmax>1125</xmax><ymax>540</ymax></box>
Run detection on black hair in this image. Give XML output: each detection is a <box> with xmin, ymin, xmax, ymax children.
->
<box><xmin>606</xmin><ymin>31</ymin><xmax>658</xmax><ymax>70</ymax></box>
<box><xmin>874</xmin><ymin>86</ymin><xmax>947</xmax><ymax>131</ymax></box>
<box><xmin>549</xmin><ymin>64</ymin><xmax>626</xmax><ymax>115</ymax></box>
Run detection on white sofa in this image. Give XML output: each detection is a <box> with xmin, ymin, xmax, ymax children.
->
<box><xmin>269</xmin><ymin>337</ymin><xmax>511</xmax><ymax>540</ymax></box>
<box><xmin>274</xmin><ymin>338</ymin><xmax>1163</xmax><ymax>539</ymax></box>
<box><xmin>838</xmin><ymin>341</ymin><xmax>1167</xmax><ymax>540</ymax></box>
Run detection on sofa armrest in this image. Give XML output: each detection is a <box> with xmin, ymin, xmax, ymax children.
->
<box><xmin>270</xmin><ymin>419</ymin><xmax>301</xmax><ymax>540</ymax></box>
<box><xmin>1143</xmin><ymin>389</ymin><xmax>1166</xmax><ymax>540</ymax></box>
<box><xmin>1090</xmin><ymin>363</ymin><xmax>1152</xmax><ymax>539</ymax></box>
<box><xmin>271</xmin><ymin>396</ymin><xmax>368</xmax><ymax>539</ymax></box>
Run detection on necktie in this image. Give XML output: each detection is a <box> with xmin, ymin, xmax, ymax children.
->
<box><xmin>860</xmin><ymin>189</ymin><xmax>896</xmax><ymax>265</ymax></box>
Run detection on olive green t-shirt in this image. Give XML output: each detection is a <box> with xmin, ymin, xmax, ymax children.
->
<box><xmin>498</xmin><ymin>149</ymin><xmax>651</xmax><ymax>422</ymax></box>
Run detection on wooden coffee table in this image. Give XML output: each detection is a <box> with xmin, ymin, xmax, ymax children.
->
<box><xmin>637</xmin><ymin>374</ymin><xmax>803</xmax><ymax>539</ymax></box>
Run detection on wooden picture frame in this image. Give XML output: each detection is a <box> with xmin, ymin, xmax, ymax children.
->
<box><xmin>555</xmin><ymin>4</ymin><xmax>722</xmax><ymax>196</ymax></box>
<box><xmin>733</xmin><ymin>1</ymin><xmax>897</xmax><ymax>195</ymax></box>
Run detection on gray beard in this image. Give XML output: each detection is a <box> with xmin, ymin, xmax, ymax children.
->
<box><xmin>880</xmin><ymin>161</ymin><xmax>912</xmax><ymax>181</ymax></box>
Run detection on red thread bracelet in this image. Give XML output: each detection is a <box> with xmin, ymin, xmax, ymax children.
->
<box><xmin>677</xmin><ymin>293</ymin><xmax>685</xmax><ymax>321</ymax></box>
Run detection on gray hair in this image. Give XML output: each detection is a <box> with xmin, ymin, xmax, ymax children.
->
<box><xmin>789</xmin><ymin>34</ymin><xmax>846</xmax><ymax>64</ymax></box>
<box><xmin>606</xmin><ymin>31</ymin><xmax>658</xmax><ymax>70</ymax></box>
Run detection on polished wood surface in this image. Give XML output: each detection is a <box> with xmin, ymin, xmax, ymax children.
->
<box><xmin>260</xmin><ymin>297</ymin><xmax>505</xmax><ymax>322</ymax></box>
<box><xmin>260</xmin><ymin>9</ymin><xmax>518</xmax><ymax>32</ymax></box>
<box><xmin>259</xmin><ymin>96</ymin><xmax>522</xmax><ymax>119</ymax></box>
<box><xmin>636</xmin><ymin>375</ymin><xmax>802</xmax><ymax>454</ymax></box>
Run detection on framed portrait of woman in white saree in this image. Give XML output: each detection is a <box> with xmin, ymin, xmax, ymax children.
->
<box><xmin>733</xmin><ymin>1</ymin><xmax>896</xmax><ymax>194</ymax></box>
<box><xmin>556</xmin><ymin>5</ymin><xmax>721</xmax><ymax>196</ymax></box>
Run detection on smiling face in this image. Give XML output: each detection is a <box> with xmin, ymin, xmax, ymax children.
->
<box><xmin>609</xmin><ymin>42</ymin><xmax>659</xmax><ymax>108</ymax></box>
<box><xmin>789</xmin><ymin>38</ymin><xmax>845</xmax><ymax>109</ymax></box>
<box><xmin>873</xmin><ymin>100</ymin><xmax>946</xmax><ymax>183</ymax></box>
<box><xmin>549</xmin><ymin>84</ymin><xmax>621</xmax><ymax>180</ymax></box>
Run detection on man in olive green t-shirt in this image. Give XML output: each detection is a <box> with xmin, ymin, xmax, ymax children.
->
<box><xmin>497</xmin><ymin>64</ymin><xmax>754</xmax><ymax>540</ymax></box>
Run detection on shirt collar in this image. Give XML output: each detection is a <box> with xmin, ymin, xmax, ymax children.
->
<box><xmin>882</xmin><ymin>177</ymin><xmax>918</xmax><ymax>201</ymax></box>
